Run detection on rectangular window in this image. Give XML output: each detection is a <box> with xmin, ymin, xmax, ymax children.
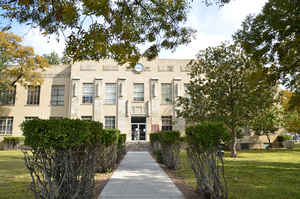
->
<box><xmin>0</xmin><ymin>86</ymin><xmax>16</xmax><ymax>105</ymax></box>
<box><xmin>82</xmin><ymin>83</ymin><xmax>94</xmax><ymax>104</ymax></box>
<box><xmin>105</xmin><ymin>83</ymin><xmax>117</xmax><ymax>104</ymax></box>
<box><xmin>161</xmin><ymin>83</ymin><xmax>172</xmax><ymax>104</ymax></box>
<box><xmin>104</xmin><ymin>116</ymin><xmax>116</xmax><ymax>129</ymax></box>
<box><xmin>0</xmin><ymin>117</ymin><xmax>13</xmax><ymax>135</ymax></box>
<box><xmin>162</xmin><ymin>116</ymin><xmax>172</xmax><ymax>131</ymax></box>
<box><xmin>51</xmin><ymin>85</ymin><xmax>64</xmax><ymax>106</ymax></box>
<box><xmin>24</xmin><ymin>117</ymin><xmax>39</xmax><ymax>121</ymax></box>
<box><xmin>50</xmin><ymin>117</ymin><xmax>63</xmax><ymax>120</ymax></box>
<box><xmin>133</xmin><ymin>83</ymin><xmax>144</xmax><ymax>101</ymax></box>
<box><xmin>81</xmin><ymin>116</ymin><xmax>93</xmax><ymax>120</ymax></box>
<box><xmin>27</xmin><ymin>86</ymin><xmax>40</xmax><ymax>105</ymax></box>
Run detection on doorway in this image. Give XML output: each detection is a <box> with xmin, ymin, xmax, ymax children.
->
<box><xmin>131</xmin><ymin>117</ymin><xmax>146</xmax><ymax>141</ymax></box>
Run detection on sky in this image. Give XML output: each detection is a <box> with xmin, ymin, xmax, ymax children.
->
<box><xmin>10</xmin><ymin>0</ymin><xmax>268</xmax><ymax>58</ymax></box>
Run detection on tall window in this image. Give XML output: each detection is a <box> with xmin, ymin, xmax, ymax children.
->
<box><xmin>82</xmin><ymin>83</ymin><xmax>94</xmax><ymax>104</ymax></box>
<box><xmin>105</xmin><ymin>83</ymin><xmax>117</xmax><ymax>104</ymax></box>
<box><xmin>0</xmin><ymin>86</ymin><xmax>16</xmax><ymax>105</ymax></box>
<box><xmin>105</xmin><ymin>116</ymin><xmax>115</xmax><ymax>129</ymax></box>
<box><xmin>161</xmin><ymin>83</ymin><xmax>172</xmax><ymax>104</ymax></box>
<box><xmin>27</xmin><ymin>86</ymin><xmax>40</xmax><ymax>105</ymax></box>
<box><xmin>51</xmin><ymin>85</ymin><xmax>64</xmax><ymax>105</ymax></box>
<box><xmin>81</xmin><ymin>116</ymin><xmax>93</xmax><ymax>120</ymax></box>
<box><xmin>0</xmin><ymin>117</ymin><xmax>13</xmax><ymax>135</ymax></box>
<box><xmin>162</xmin><ymin>116</ymin><xmax>172</xmax><ymax>131</ymax></box>
<box><xmin>133</xmin><ymin>83</ymin><xmax>144</xmax><ymax>101</ymax></box>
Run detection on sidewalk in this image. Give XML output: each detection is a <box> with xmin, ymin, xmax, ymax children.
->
<box><xmin>98</xmin><ymin>151</ymin><xmax>184</xmax><ymax>199</ymax></box>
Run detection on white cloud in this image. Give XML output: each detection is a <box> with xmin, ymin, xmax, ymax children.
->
<box><xmin>20</xmin><ymin>27</ymin><xmax>66</xmax><ymax>56</ymax></box>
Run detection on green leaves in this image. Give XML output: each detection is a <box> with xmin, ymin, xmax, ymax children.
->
<box><xmin>186</xmin><ymin>122</ymin><xmax>231</xmax><ymax>150</ymax></box>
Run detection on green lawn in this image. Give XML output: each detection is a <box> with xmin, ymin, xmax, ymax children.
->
<box><xmin>0</xmin><ymin>151</ymin><xmax>33</xmax><ymax>199</ymax></box>
<box><xmin>177</xmin><ymin>145</ymin><xmax>300</xmax><ymax>199</ymax></box>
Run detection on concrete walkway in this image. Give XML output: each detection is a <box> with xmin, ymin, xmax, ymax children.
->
<box><xmin>98</xmin><ymin>151</ymin><xmax>184</xmax><ymax>199</ymax></box>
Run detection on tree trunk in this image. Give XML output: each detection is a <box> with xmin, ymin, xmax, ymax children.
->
<box><xmin>231</xmin><ymin>130</ymin><xmax>237</xmax><ymax>158</ymax></box>
<box><xmin>266</xmin><ymin>134</ymin><xmax>272</xmax><ymax>149</ymax></box>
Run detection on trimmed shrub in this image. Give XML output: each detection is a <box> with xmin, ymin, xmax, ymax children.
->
<box><xmin>22</xmin><ymin>118</ymin><xmax>103</xmax><ymax>199</ymax></box>
<box><xmin>95</xmin><ymin>129</ymin><xmax>120</xmax><ymax>173</ymax></box>
<box><xmin>3</xmin><ymin>136</ymin><xmax>25</xmax><ymax>150</ymax></box>
<box><xmin>185</xmin><ymin>122</ymin><xmax>231</xmax><ymax>199</ymax></box>
<box><xmin>277</xmin><ymin>135</ymin><xmax>291</xmax><ymax>142</ymax></box>
<box><xmin>157</xmin><ymin>130</ymin><xmax>181</xmax><ymax>169</ymax></box>
<box><xmin>117</xmin><ymin>134</ymin><xmax>127</xmax><ymax>163</ymax></box>
<box><xmin>150</xmin><ymin>133</ymin><xmax>161</xmax><ymax>151</ymax></box>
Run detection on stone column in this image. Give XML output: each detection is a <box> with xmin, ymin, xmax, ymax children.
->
<box><xmin>117</xmin><ymin>77</ymin><xmax>130</xmax><ymax>140</ymax></box>
<box><xmin>172</xmin><ymin>77</ymin><xmax>185</xmax><ymax>133</ymax></box>
<box><xmin>70</xmin><ymin>77</ymin><xmax>80</xmax><ymax>119</ymax></box>
<box><xmin>93</xmin><ymin>77</ymin><xmax>103</xmax><ymax>122</ymax></box>
<box><xmin>150</xmin><ymin>78</ymin><xmax>160</xmax><ymax>135</ymax></box>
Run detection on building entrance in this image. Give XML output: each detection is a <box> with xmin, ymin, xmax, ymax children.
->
<box><xmin>131</xmin><ymin>117</ymin><xmax>146</xmax><ymax>141</ymax></box>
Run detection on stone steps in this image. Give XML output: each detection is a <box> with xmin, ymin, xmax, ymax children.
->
<box><xmin>126</xmin><ymin>141</ymin><xmax>151</xmax><ymax>151</ymax></box>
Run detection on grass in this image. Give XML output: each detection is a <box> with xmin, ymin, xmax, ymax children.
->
<box><xmin>0</xmin><ymin>151</ymin><xmax>33</xmax><ymax>199</ymax></box>
<box><xmin>177</xmin><ymin>144</ymin><xmax>300</xmax><ymax>199</ymax></box>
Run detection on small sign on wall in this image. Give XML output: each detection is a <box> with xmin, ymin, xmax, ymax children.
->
<box><xmin>151</xmin><ymin>124</ymin><xmax>160</xmax><ymax>133</ymax></box>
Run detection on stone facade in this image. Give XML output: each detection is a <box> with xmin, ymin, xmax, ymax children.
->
<box><xmin>0</xmin><ymin>58</ymin><xmax>190</xmax><ymax>142</ymax></box>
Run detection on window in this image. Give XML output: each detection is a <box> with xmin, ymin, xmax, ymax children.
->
<box><xmin>24</xmin><ymin>117</ymin><xmax>38</xmax><ymax>121</ymax></box>
<box><xmin>51</xmin><ymin>85</ymin><xmax>64</xmax><ymax>105</ymax></box>
<box><xmin>0</xmin><ymin>86</ymin><xmax>16</xmax><ymax>105</ymax></box>
<box><xmin>81</xmin><ymin>116</ymin><xmax>93</xmax><ymax>120</ymax></box>
<box><xmin>82</xmin><ymin>83</ymin><xmax>94</xmax><ymax>104</ymax></box>
<box><xmin>162</xmin><ymin>116</ymin><xmax>172</xmax><ymax>131</ymax></box>
<box><xmin>50</xmin><ymin>117</ymin><xmax>63</xmax><ymax>120</ymax></box>
<box><xmin>161</xmin><ymin>83</ymin><xmax>172</xmax><ymax>104</ymax></box>
<box><xmin>0</xmin><ymin>117</ymin><xmax>13</xmax><ymax>135</ymax></box>
<box><xmin>27</xmin><ymin>86</ymin><xmax>40</xmax><ymax>105</ymax></box>
<box><xmin>133</xmin><ymin>83</ymin><xmax>144</xmax><ymax>101</ymax></box>
<box><xmin>105</xmin><ymin>83</ymin><xmax>117</xmax><ymax>104</ymax></box>
<box><xmin>105</xmin><ymin>116</ymin><xmax>115</xmax><ymax>129</ymax></box>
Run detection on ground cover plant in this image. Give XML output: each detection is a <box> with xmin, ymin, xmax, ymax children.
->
<box><xmin>176</xmin><ymin>144</ymin><xmax>300</xmax><ymax>199</ymax></box>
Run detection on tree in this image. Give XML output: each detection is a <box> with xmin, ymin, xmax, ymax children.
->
<box><xmin>0</xmin><ymin>0</ymin><xmax>231</xmax><ymax>66</ymax></box>
<box><xmin>0</xmin><ymin>31</ymin><xmax>48</xmax><ymax>89</ymax></box>
<box><xmin>176</xmin><ymin>42</ymin><xmax>276</xmax><ymax>157</ymax></box>
<box><xmin>42</xmin><ymin>52</ymin><xmax>60</xmax><ymax>65</ymax></box>
<box><xmin>234</xmin><ymin>0</ymin><xmax>300</xmax><ymax>106</ymax></box>
<box><xmin>250</xmin><ymin>105</ymin><xmax>282</xmax><ymax>148</ymax></box>
<box><xmin>281</xmin><ymin>90</ymin><xmax>300</xmax><ymax>134</ymax></box>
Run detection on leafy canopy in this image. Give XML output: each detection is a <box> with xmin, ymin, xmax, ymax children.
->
<box><xmin>234</xmin><ymin>0</ymin><xmax>300</xmax><ymax>100</ymax></box>
<box><xmin>0</xmin><ymin>0</ymin><xmax>230</xmax><ymax>66</ymax></box>
<box><xmin>0</xmin><ymin>31</ymin><xmax>48</xmax><ymax>89</ymax></box>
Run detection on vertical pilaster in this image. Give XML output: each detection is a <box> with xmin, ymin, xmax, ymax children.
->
<box><xmin>117</xmin><ymin>77</ymin><xmax>130</xmax><ymax>140</ymax></box>
<box><xmin>150</xmin><ymin>78</ymin><xmax>160</xmax><ymax>134</ymax></box>
<box><xmin>173</xmin><ymin>77</ymin><xmax>185</xmax><ymax>133</ymax></box>
<box><xmin>71</xmin><ymin>77</ymin><xmax>80</xmax><ymax>119</ymax></box>
<box><xmin>93</xmin><ymin>77</ymin><xmax>103</xmax><ymax>122</ymax></box>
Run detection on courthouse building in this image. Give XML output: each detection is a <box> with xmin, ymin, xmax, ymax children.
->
<box><xmin>0</xmin><ymin>59</ymin><xmax>191</xmax><ymax>141</ymax></box>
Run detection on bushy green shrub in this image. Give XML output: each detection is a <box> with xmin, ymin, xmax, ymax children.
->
<box><xmin>95</xmin><ymin>129</ymin><xmax>120</xmax><ymax>173</ymax></box>
<box><xmin>185</xmin><ymin>122</ymin><xmax>231</xmax><ymax>199</ymax></box>
<box><xmin>277</xmin><ymin>135</ymin><xmax>291</xmax><ymax>142</ymax></box>
<box><xmin>21</xmin><ymin>118</ymin><xmax>103</xmax><ymax>199</ymax></box>
<box><xmin>152</xmin><ymin>130</ymin><xmax>182</xmax><ymax>169</ymax></box>
<box><xmin>117</xmin><ymin>134</ymin><xmax>127</xmax><ymax>163</ymax></box>
<box><xmin>22</xmin><ymin>119</ymin><xmax>103</xmax><ymax>149</ymax></box>
<box><xmin>153</xmin><ymin>149</ymin><xmax>163</xmax><ymax>164</ymax></box>
<box><xmin>3</xmin><ymin>136</ymin><xmax>25</xmax><ymax>150</ymax></box>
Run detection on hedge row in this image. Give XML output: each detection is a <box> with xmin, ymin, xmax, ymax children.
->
<box><xmin>150</xmin><ymin>130</ymin><xmax>182</xmax><ymax>169</ymax></box>
<box><xmin>21</xmin><ymin>119</ymin><xmax>127</xmax><ymax>199</ymax></box>
<box><xmin>150</xmin><ymin>122</ymin><xmax>231</xmax><ymax>199</ymax></box>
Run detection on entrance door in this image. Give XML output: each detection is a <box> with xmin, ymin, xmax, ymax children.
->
<box><xmin>131</xmin><ymin>117</ymin><xmax>146</xmax><ymax>141</ymax></box>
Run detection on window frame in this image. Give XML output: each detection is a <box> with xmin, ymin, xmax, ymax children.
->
<box><xmin>161</xmin><ymin>116</ymin><xmax>172</xmax><ymax>131</ymax></box>
<box><xmin>133</xmin><ymin>83</ymin><xmax>144</xmax><ymax>102</ymax></box>
<box><xmin>24</xmin><ymin>117</ymin><xmax>39</xmax><ymax>121</ymax></box>
<box><xmin>161</xmin><ymin>83</ymin><xmax>172</xmax><ymax>104</ymax></box>
<box><xmin>82</xmin><ymin>83</ymin><xmax>94</xmax><ymax>104</ymax></box>
<box><xmin>105</xmin><ymin>83</ymin><xmax>117</xmax><ymax>105</ymax></box>
<box><xmin>81</xmin><ymin>116</ymin><xmax>93</xmax><ymax>120</ymax></box>
<box><xmin>0</xmin><ymin>117</ymin><xmax>13</xmax><ymax>135</ymax></box>
<box><xmin>0</xmin><ymin>86</ymin><xmax>16</xmax><ymax>105</ymax></box>
<box><xmin>27</xmin><ymin>86</ymin><xmax>40</xmax><ymax>105</ymax></box>
<box><xmin>51</xmin><ymin>85</ymin><xmax>65</xmax><ymax>106</ymax></box>
<box><xmin>104</xmin><ymin>116</ymin><xmax>116</xmax><ymax>129</ymax></box>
